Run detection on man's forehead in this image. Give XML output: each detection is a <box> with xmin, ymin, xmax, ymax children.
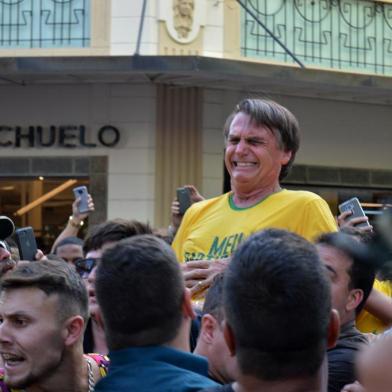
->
<box><xmin>229</xmin><ymin>112</ymin><xmax>275</xmax><ymax>136</ymax></box>
<box><xmin>317</xmin><ymin>244</ymin><xmax>353</xmax><ymax>272</ymax></box>
<box><xmin>0</xmin><ymin>286</ymin><xmax>58</xmax><ymax>311</ymax></box>
<box><xmin>57</xmin><ymin>244</ymin><xmax>83</xmax><ymax>255</ymax></box>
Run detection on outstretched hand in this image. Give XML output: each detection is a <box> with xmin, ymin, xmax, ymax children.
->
<box><xmin>171</xmin><ymin>185</ymin><xmax>205</xmax><ymax>232</ymax></box>
<box><xmin>72</xmin><ymin>194</ymin><xmax>95</xmax><ymax>221</ymax></box>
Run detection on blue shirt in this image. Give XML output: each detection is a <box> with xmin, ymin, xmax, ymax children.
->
<box><xmin>95</xmin><ymin>345</ymin><xmax>219</xmax><ymax>392</ymax></box>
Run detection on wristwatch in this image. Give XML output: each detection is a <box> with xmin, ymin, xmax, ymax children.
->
<box><xmin>68</xmin><ymin>215</ymin><xmax>84</xmax><ymax>228</ymax></box>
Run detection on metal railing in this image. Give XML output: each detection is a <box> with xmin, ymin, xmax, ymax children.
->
<box><xmin>0</xmin><ymin>0</ymin><xmax>90</xmax><ymax>48</ymax></box>
<box><xmin>241</xmin><ymin>0</ymin><xmax>392</xmax><ymax>75</ymax></box>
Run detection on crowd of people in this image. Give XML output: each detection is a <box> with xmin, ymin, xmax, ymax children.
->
<box><xmin>0</xmin><ymin>98</ymin><xmax>391</xmax><ymax>391</ymax></box>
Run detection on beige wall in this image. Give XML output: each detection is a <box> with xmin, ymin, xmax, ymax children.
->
<box><xmin>0</xmin><ymin>83</ymin><xmax>157</xmax><ymax>223</ymax></box>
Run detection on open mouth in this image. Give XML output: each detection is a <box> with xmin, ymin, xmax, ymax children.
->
<box><xmin>233</xmin><ymin>161</ymin><xmax>257</xmax><ymax>168</ymax></box>
<box><xmin>1</xmin><ymin>353</ymin><xmax>25</xmax><ymax>369</ymax></box>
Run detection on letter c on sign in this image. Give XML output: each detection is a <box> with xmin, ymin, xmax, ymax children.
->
<box><xmin>98</xmin><ymin>126</ymin><xmax>120</xmax><ymax>147</ymax></box>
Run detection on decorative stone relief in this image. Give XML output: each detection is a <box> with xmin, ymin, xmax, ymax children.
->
<box><xmin>159</xmin><ymin>0</ymin><xmax>206</xmax><ymax>44</ymax></box>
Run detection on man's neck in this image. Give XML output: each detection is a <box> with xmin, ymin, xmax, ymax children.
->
<box><xmin>340</xmin><ymin>314</ymin><xmax>356</xmax><ymax>330</ymax></box>
<box><xmin>233</xmin><ymin>362</ymin><xmax>327</xmax><ymax>392</ymax></box>
<box><xmin>231</xmin><ymin>183</ymin><xmax>282</xmax><ymax>208</ymax></box>
<box><xmin>26</xmin><ymin>346</ymin><xmax>89</xmax><ymax>392</ymax></box>
<box><xmin>193</xmin><ymin>343</ymin><xmax>227</xmax><ymax>384</ymax></box>
<box><xmin>91</xmin><ymin>318</ymin><xmax>109</xmax><ymax>355</ymax></box>
<box><xmin>166</xmin><ymin>318</ymin><xmax>192</xmax><ymax>353</ymax></box>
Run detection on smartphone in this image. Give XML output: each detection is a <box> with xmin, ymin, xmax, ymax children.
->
<box><xmin>14</xmin><ymin>227</ymin><xmax>38</xmax><ymax>261</ymax></box>
<box><xmin>73</xmin><ymin>186</ymin><xmax>90</xmax><ymax>214</ymax></box>
<box><xmin>177</xmin><ymin>187</ymin><xmax>192</xmax><ymax>215</ymax></box>
<box><xmin>338</xmin><ymin>197</ymin><xmax>371</xmax><ymax>229</ymax></box>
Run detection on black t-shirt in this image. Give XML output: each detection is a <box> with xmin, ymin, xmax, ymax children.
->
<box><xmin>327</xmin><ymin>321</ymin><xmax>368</xmax><ymax>392</ymax></box>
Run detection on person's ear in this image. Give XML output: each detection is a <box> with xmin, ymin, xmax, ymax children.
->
<box><xmin>223</xmin><ymin>320</ymin><xmax>236</xmax><ymax>357</ymax></box>
<box><xmin>200</xmin><ymin>314</ymin><xmax>218</xmax><ymax>345</ymax></box>
<box><xmin>346</xmin><ymin>289</ymin><xmax>364</xmax><ymax>313</ymax></box>
<box><xmin>327</xmin><ymin>309</ymin><xmax>340</xmax><ymax>349</ymax></box>
<box><xmin>63</xmin><ymin>315</ymin><xmax>85</xmax><ymax>347</ymax></box>
<box><xmin>280</xmin><ymin>149</ymin><xmax>292</xmax><ymax>165</ymax></box>
<box><xmin>182</xmin><ymin>288</ymin><xmax>196</xmax><ymax>320</ymax></box>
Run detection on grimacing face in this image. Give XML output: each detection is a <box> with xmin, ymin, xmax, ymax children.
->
<box><xmin>0</xmin><ymin>287</ymin><xmax>66</xmax><ymax>388</ymax></box>
<box><xmin>224</xmin><ymin>112</ymin><xmax>291</xmax><ymax>194</ymax></box>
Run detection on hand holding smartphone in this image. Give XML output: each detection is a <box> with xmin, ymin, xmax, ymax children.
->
<box><xmin>338</xmin><ymin>197</ymin><xmax>371</xmax><ymax>229</ymax></box>
<box><xmin>73</xmin><ymin>186</ymin><xmax>91</xmax><ymax>214</ymax></box>
<box><xmin>14</xmin><ymin>227</ymin><xmax>38</xmax><ymax>261</ymax></box>
<box><xmin>177</xmin><ymin>187</ymin><xmax>192</xmax><ymax>215</ymax></box>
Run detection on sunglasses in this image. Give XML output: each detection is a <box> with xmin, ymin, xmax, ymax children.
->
<box><xmin>75</xmin><ymin>257</ymin><xmax>100</xmax><ymax>278</ymax></box>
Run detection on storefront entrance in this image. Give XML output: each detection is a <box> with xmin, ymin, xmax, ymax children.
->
<box><xmin>0</xmin><ymin>156</ymin><xmax>108</xmax><ymax>253</ymax></box>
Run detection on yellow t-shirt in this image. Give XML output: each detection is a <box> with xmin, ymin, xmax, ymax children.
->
<box><xmin>172</xmin><ymin>189</ymin><xmax>337</xmax><ymax>262</ymax></box>
<box><xmin>356</xmin><ymin>279</ymin><xmax>392</xmax><ymax>334</ymax></box>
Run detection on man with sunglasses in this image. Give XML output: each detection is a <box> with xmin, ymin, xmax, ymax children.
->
<box><xmin>75</xmin><ymin>257</ymin><xmax>97</xmax><ymax>280</ymax></box>
<box><xmin>0</xmin><ymin>216</ymin><xmax>16</xmax><ymax>277</ymax></box>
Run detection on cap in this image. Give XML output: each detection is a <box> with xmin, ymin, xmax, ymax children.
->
<box><xmin>0</xmin><ymin>216</ymin><xmax>15</xmax><ymax>240</ymax></box>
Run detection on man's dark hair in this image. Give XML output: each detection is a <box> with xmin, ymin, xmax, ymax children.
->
<box><xmin>54</xmin><ymin>236</ymin><xmax>84</xmax><ymax>254</ymax></box>
<box><xmin>83</xmin><ymin>219</ymin><xmax>152</xmax><ymax>253</ymax></box>
<box><xmin>0</xmin><ymin>259</ymin><xmax>88</xmax><ymax>324</ymax></box>
<box><xmin>223</xmin><ymin>98</ymin><xmax>300</xmax><ymax>180</ymax></box>
<box><xmin>95</xmin><ymin>234</ymin><xmax>185</xmax><ymax>350</ymax></box>
<box><xmin>224</xmin><ymin>229</ymin><xmax>331</xmax><ymax>380</ymax></box>
<box><xmin>202</xmin><ymin>273</ymin><xmax>224</xmax><ymax>323</ymax></box>
<box><xmin>317</xmin><ymin>232</ymin><xmax>376</xmax><ymax>314</ymax></box>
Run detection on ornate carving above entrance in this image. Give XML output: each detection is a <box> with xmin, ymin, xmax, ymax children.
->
<box><xmin>159</xmin><ymin>0</ymin><xmax>206</xmax><ymax>44</ymax></box>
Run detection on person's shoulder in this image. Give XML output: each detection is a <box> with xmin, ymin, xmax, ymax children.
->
<box><xmin>281</xmin><ymin>189</ymin><xmax>323</xmax><ymax>202</ymax></box>
<box><xmin>185</xmin><ymin>193</ymin><xmax>229</xmax><ymax>217</ymax></box>
<box><xmin>192</xmin><ymin>193</ymin><xmax>228</xmax><ymax>209</ymax></box>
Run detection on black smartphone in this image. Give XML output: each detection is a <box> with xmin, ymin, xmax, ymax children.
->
<box><xmin>338</xmin><ymin>197</ymin><xmax>371</xmax><ymax>229</ymax></box>
<box><xmin>177</xmin><ymin>187</ymin><xmax>192</xmax><ymax>215</ymax></box>
<box><xmin>73</xmin><ymin>186</ymin><xmax>90</xmax><ymax>214</ymax></box>
<box><xmin>14</xmin><ymin>227</ymin><xmax>38</xmax><ymax>261</ymax></box>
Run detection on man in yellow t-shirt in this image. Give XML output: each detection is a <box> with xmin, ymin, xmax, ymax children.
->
<box><xmin>173</xmin><ymin>189</ymin><xmax>336</xmax><ymax>263</ymax></box>
<box><xmin>173</xmin><ymin>98</ymin><xmax>337</xmax><ymax>296</ymax></box>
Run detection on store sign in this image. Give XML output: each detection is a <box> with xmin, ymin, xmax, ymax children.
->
<box><xmin>0</xmin><ymin>126</ymin><xmax>120</xmax><ymax>148</ymax></box>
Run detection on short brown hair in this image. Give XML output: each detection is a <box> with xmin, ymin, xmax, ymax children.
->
<box><xmin>224</xmin><ymin>98</ymin><xmax>300</xmax><ymax>180</ymax></box>
<box><xmin>0</xmin><ymin>259</ymin><xmax>89</xmax><ymax>323</ymax></box>
<box><xmin>83</xmin><ymin>219</ymin><xmax>152</xmax><ymax>253</ymax></box>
